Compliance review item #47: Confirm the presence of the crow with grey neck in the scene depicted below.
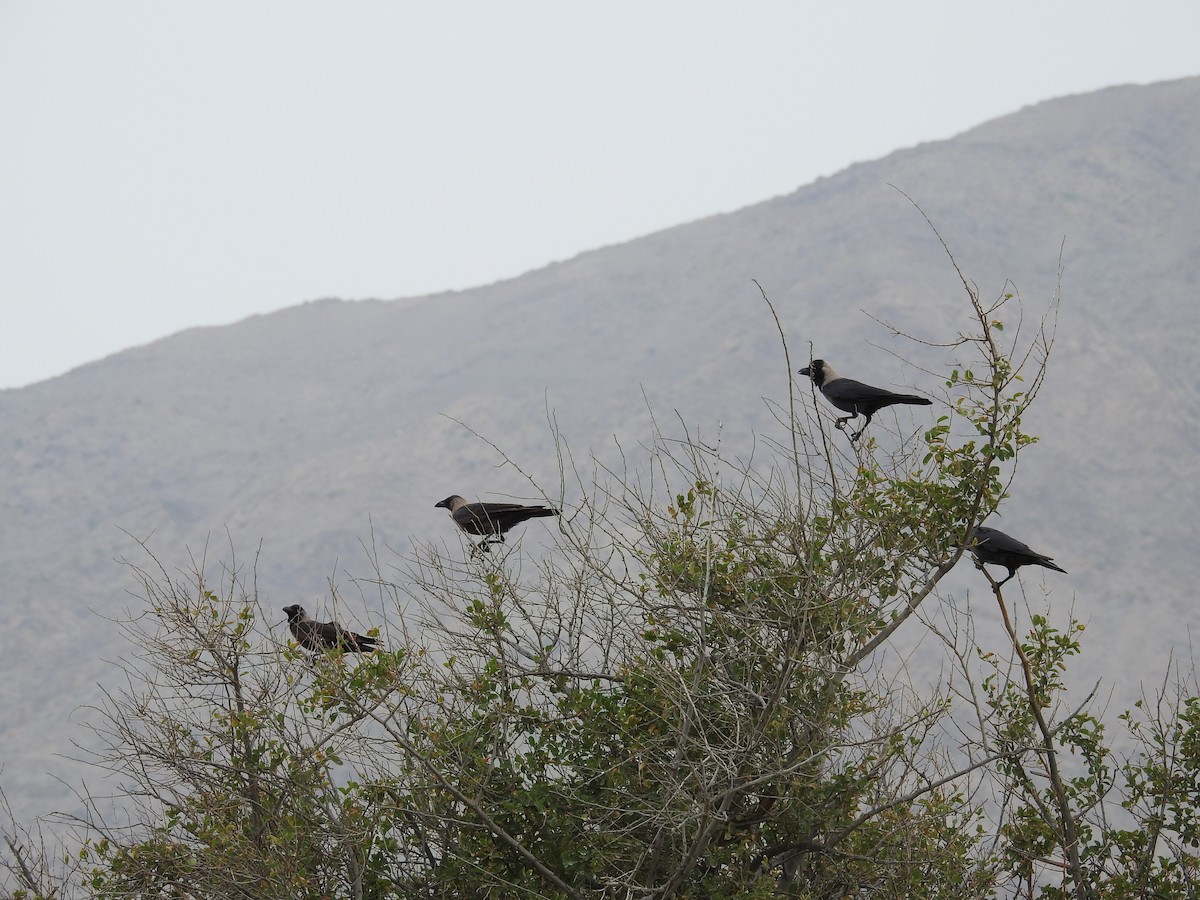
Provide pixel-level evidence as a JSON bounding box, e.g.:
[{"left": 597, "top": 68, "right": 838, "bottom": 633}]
[
  {"left": 970, "top": 526, "right": 1067, "bottom": 587},
  {"left": 435, "top": 494, "right": 560, "bottom": 551},
  {"left": 283, "top": 605, "right": 378, "bottom": 654},
  {"left": 799, "top": 359, "right": 932, "bottom": 441}
]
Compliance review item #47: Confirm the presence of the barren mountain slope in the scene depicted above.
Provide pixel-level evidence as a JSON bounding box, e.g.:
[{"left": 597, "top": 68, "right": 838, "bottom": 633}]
[{"left": 1, "top": 77, "right": 1197, "bottom": 819}]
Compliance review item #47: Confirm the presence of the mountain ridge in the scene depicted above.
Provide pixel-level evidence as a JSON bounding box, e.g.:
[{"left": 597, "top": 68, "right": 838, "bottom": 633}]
[{"left": 2, "top": 76, "right": 1198, "bottom": 820}]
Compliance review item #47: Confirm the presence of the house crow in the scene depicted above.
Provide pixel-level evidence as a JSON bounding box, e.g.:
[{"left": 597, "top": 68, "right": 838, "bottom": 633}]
[
  {"left": 799, "top": 359, "right": 931, "bottom": 441},
  {"left": 283, "top": 604, "right": 378, "bottom": 654},
  {"left": 435, "top": 494, "right": 560, "bottom": 551},
  {"left": 970, "top": 526, "right": 1067, "bottom": 587}
]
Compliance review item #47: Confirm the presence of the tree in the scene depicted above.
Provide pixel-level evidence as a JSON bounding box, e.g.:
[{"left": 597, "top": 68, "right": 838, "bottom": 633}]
[{"left": 4, "top": 236, "right": 1198, "bottom": 898}]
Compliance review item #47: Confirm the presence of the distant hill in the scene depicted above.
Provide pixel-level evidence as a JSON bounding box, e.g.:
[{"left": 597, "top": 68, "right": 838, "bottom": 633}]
[{"left": 2, "top": 76, "right": 1198, "bottom": 822}]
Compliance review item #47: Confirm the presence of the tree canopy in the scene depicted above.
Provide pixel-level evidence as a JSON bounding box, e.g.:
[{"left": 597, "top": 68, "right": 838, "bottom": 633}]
[{"left": 4, "top": 252, "right": 1198, "bottom": 900}]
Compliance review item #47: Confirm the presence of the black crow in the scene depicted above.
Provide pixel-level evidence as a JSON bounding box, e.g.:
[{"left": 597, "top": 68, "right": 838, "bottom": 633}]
[
  {"left": 970, "top": 526, "right": 1067, "bottom": 587},
  {"left": 283, "top": 605, "right": 378, "bottom": 654},
  {"left": 435, "top": 494, "right": 560, "bottom": 551},
  {"left": 798, "top": 359, "right": 932, "bottom": 441}
]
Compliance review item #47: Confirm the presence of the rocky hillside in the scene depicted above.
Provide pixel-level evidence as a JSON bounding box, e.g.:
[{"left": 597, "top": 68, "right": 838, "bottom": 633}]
[{"left": 2, "top": 76, "right": 1197, "bottom": 820}]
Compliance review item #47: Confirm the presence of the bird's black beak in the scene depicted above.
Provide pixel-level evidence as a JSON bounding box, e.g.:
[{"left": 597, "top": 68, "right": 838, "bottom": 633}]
[
  {"left": 798, "top": 366, "right": 811, "bottom": 376},
  {"left": 434, "top": 500, "right": 447, "bottom": 509}
]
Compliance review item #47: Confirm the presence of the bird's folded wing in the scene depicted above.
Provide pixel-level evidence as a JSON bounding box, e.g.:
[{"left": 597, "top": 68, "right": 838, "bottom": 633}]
[
  {"left": 316, "top": 622, "right": 345, "bottom": 645},
  {"left": 477, "top": 502, "right": 537, "bottom": 514},
  {"left": 825, "top": 379, "right": 906, "bottom": 401}
]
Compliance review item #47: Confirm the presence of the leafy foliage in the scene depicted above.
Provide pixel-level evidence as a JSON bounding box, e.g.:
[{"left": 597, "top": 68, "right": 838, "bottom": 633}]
[{"left": 3, "top": 262, "right": 1198, "bottom": 899}]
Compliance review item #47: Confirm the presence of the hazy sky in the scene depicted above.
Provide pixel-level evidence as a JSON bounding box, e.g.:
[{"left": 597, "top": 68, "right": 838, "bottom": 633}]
[{"left": 3, "top": 2, "right": 1198, "bottom": 389}]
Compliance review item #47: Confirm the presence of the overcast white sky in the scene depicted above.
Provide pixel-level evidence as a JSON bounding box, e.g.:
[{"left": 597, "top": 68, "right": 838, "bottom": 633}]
[{"left": 2, "top": 2, "right": 1198, "bottom": 389}]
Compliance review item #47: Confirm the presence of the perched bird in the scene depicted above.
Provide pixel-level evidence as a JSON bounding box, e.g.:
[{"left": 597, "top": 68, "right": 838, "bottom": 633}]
[
  {"left": 970, "top": 526, "right": 1067, "bottom": 587},
  {"left": 798, "top": 359, "right": 932, "bottom": 441},
  {"left": 435, "top": 494, "right": 560, "bottom": 551},
  {"left": 282, "top": 605, "right": 378, "bottom": 654}
]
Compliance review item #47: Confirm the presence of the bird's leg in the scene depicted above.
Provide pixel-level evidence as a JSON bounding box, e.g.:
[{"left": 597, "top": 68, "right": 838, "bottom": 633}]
[
  {"left": 851, "top": 413, "right": 873, "bottom": 442},
  {"left": 834, "top": 417, "right": 851, "bottom": 431},
  {"left": 997, "top": 570, "right": 1016, "bottom": 588}
]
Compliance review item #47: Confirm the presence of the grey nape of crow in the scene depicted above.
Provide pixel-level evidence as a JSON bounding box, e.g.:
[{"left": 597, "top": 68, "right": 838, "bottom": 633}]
[
  {"left": 283, "top": 605, "right": 378, "bottom": 654},
  {"left": 798, "top": 359, "right": 932, "bottom": 441},
  {"left": 435, "top": 494, "right": 560, "bottom": 551},
  {"left": 970, "top": 526, "right": 1068, "bottom": 587}
]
